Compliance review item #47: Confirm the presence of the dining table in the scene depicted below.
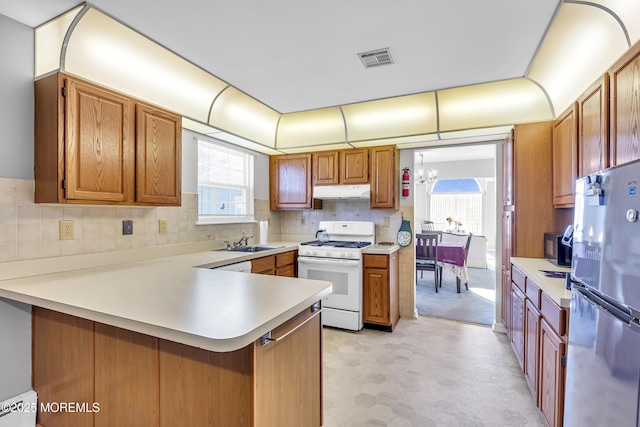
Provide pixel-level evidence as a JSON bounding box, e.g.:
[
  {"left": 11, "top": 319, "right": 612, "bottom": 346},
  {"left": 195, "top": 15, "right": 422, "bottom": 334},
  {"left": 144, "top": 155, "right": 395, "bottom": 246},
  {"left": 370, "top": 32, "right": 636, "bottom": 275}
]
[{"left": 436, "top": 241, "right": 468, "bottom": 293}]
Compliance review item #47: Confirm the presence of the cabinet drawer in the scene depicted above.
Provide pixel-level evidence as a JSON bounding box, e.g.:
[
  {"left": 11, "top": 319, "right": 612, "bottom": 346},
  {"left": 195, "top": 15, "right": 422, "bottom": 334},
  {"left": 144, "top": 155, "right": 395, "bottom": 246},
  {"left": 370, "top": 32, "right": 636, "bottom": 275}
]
[
  {"left": 540, "top": 292, "right": 567, "bottom": 336},
  {"left": 525, "top": 280, "right": 541, "bottom": 309},
  {"left": 512, "top": 265, "right": 526, "bottom": 293},
  {"left": 252, "top": 256, "right": 275, "bottom": 274},
  {"left": 276, "top": 265, "right": 294, "bottom": 277},
  {"left": 275, "top": 251, "right": 295, "bottom": 268},
  {"left": 364, "top": 254, "right": 388, "bottom": 269}
]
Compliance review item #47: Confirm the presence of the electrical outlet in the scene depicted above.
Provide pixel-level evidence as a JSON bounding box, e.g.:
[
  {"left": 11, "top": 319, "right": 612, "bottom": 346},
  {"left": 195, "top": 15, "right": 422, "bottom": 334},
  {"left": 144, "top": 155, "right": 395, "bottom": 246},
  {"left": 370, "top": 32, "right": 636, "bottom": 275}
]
[
  {"left": 301, "top": 217, "right": 305, "bottom": 225},
  {"left": 59, "top": 220, "right": 74, "bottom": 240},
  {"left": 383, "top": 217, "right": 390, "bottom": 227},
  {"left": 123, "top": 220, "right": 133, "bottom": 235},
  {"left": 158, "top": 219, "right": 168, "bottom": 234}
]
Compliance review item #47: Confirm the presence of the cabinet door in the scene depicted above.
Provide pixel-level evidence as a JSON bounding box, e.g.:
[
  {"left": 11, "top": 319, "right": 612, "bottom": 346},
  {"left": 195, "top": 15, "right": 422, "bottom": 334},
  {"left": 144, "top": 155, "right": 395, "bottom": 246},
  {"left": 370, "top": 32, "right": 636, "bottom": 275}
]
[
  {"left": 254, "top": 306, "right": 322, "bottom": 427},
  {"left": 340, "top": 149, "right": 369, "bottom": 184},
  {"left": 94, "top": 324, "right": 159, "bottom": 427},
  {"left": 503, "top": 131, "right": 514, "bottom": 206},
  {"left": 270, "top": 154, "right": 314, "bottom": 210},
  {"left": 363, "top": 267, "right": 390, "bottom": 325},
  {"left": 524, "top": 299, "right": 541, "bottom": 403},
  {"left": 65, "top": 77, "right": 135, "bottom": 202},
  {"left": 511, "top": 282, "right": 526, "bottom": 370},
  {"left": 578, "top": 75, "right": 609, "bottom": 177},
  {"left": 539, "top": 318, "right": 566, "bottom": 427},
  {"left": 501, "top": 209, "right": 514, "bottom": 334},
  {"left": 609, "top": 43, "right": 640, "bottom": 166},
  {"left": 33, "top": 308, "right": 95, "bottom": 427},
  {"left": 370, "top": 146, "right": 398, "bottom": 209},
  {"left": 135, "top": 103, "right": 181, "bottom": 205},
  {"left": 552, "top": 104, "right": 578, "bottom": 207},
  {"left": 313, "top": 151, "right": 339, "bottom": 185}
]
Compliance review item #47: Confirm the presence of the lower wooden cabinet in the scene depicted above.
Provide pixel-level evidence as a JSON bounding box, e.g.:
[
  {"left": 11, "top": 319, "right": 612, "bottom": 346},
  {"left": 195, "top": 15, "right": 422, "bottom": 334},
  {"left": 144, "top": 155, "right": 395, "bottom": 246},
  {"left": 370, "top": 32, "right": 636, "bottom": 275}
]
[
  {"left": 505, "top": 265, "right": 568, "bottom": 427},
  {"left": 363, "top": 252, "right": 399, "bottom": 331},
  {"left": 524, "top": 299, "right": 541, "bottom": 402},
  {"left": 510, "top": 283, "right": 526, "bottom": 370},
  {"left": 252, "top": 250, "right": 297, "bottom": 277},
  {"left": 539, "top": 318, "right": 566, "bottom": 427},
  {"left": 33, "top": 305, "right": 322, "bottom": 427}
]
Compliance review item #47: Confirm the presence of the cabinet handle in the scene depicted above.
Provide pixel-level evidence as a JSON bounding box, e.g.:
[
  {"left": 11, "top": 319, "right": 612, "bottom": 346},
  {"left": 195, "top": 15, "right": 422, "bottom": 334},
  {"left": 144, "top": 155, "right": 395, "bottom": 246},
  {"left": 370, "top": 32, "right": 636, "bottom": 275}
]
[{"left": 260, "top": 306, "right": 322, "bottom": 346}]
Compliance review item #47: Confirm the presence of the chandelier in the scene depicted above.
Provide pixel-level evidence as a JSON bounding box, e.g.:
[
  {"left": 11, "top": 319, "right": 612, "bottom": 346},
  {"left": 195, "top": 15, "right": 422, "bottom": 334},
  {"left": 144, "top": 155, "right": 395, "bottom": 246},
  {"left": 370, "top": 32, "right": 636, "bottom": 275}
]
[{"left": 415, "top": 153, "right": 438, "bottom": 184}]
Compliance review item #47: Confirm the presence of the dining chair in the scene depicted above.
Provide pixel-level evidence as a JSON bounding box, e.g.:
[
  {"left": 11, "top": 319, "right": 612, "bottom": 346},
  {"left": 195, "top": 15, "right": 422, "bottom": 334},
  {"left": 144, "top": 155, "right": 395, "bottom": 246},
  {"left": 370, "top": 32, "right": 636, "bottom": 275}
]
[
  {"left": 420, "top": 220, "right": 435, "bottom": 232},
  {"left": 415, "top": 232, "right": 442, "bottom": 292}
]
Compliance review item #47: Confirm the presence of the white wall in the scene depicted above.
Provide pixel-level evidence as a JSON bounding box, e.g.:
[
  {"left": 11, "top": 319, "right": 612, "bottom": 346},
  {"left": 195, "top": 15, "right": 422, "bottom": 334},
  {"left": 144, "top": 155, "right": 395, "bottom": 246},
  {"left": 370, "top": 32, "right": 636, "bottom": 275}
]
[
  {"left": 0, "top": 13, "right": 33, "bottom": 401},
  {"left": 0, "top": 14, "right": 33, "bottom": 180}
]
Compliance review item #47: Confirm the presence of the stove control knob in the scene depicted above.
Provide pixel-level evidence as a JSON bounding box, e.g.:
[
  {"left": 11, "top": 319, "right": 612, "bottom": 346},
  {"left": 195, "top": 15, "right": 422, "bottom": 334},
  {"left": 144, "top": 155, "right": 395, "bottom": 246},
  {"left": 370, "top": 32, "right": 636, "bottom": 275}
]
[
  {"left": 310, "top": 250, "right": 317, "bottom": 256},
  {"left": 341, "top": 252, "right": 348, "bottom": 258},
  {"left": 324, "top": 251, "right": 331, "bottom": 257}
]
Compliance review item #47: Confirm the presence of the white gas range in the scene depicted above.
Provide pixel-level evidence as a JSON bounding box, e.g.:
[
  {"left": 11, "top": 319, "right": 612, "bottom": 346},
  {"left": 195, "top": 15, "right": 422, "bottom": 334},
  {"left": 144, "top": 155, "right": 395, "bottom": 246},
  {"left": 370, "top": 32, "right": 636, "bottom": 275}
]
[{"left": 297, "top": 221, "right": 375, "bottom": 331}]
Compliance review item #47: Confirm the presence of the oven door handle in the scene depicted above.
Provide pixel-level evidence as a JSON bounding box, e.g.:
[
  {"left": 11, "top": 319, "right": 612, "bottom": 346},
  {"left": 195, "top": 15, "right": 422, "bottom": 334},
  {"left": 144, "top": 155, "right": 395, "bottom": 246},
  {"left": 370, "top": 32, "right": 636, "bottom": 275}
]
[{"left": 298, "top": 257, "right": 360, "bottom": 267}]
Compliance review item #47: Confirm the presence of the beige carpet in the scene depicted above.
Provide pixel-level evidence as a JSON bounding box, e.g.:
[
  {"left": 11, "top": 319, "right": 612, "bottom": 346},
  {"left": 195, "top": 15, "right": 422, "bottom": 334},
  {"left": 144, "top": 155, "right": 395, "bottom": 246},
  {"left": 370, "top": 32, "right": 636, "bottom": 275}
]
[{"left": 323, "top": 317, "right": 542, "bottom": 426}]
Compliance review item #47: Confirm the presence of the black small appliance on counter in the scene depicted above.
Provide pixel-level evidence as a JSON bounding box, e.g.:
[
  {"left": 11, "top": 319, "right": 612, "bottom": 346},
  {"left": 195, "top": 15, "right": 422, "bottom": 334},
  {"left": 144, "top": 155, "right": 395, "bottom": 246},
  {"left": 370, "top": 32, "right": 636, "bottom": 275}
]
[{"left": 544, "top": 226, "right": 573, "bottom": 267}]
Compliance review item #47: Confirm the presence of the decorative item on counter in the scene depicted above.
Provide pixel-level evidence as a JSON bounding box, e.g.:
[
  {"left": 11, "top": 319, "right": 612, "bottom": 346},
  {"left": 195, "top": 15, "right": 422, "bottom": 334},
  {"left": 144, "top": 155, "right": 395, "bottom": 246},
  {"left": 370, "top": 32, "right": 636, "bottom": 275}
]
[
  {"left": 446, "top": 216, "right": 455, "bottom": 228},
  {"left": 397, "top": 216, "right": 412, "bottom": 247}
]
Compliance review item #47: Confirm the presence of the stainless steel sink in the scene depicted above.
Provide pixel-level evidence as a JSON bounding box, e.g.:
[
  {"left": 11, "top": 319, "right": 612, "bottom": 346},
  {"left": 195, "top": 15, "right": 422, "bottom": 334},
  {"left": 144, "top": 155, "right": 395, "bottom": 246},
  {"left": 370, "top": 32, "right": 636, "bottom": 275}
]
[{"left": 217, "top": 245, "right": 284, "bottom": 253}]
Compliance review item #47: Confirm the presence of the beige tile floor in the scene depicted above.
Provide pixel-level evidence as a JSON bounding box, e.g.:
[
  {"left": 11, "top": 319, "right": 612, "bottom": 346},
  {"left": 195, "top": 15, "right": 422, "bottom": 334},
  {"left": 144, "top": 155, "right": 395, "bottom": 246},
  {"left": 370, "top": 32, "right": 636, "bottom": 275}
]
[{"left": 322, "top": 317, "right": 543, "bottom": 427}]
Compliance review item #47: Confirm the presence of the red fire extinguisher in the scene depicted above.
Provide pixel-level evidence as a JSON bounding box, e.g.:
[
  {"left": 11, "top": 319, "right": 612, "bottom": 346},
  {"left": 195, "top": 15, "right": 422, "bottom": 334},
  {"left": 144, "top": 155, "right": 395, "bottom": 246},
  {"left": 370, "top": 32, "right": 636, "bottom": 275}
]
[{"left": 402, "top": 168, "right": 410, "bottom": 197}]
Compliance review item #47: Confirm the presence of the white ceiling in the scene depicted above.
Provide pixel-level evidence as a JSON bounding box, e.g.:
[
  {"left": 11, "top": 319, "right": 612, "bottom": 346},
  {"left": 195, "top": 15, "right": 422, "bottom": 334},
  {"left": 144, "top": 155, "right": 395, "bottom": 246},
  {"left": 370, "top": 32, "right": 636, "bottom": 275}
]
[{"left": 0, "top": 0, "right": 561, "bottom": 114}]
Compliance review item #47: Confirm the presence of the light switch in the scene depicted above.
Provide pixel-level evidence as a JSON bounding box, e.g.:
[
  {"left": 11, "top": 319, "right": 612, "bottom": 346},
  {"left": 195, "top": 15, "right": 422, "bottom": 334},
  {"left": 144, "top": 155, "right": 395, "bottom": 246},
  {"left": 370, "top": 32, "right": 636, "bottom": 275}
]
[{"left": 123, "top": 220, "right": 133, "bottom": 235}]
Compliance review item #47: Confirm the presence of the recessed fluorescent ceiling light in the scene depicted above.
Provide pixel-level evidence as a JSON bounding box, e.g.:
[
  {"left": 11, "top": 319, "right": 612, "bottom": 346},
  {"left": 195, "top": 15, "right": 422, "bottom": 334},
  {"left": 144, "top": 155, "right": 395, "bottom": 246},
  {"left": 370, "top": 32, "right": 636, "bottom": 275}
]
[{"left": 358, "top": 48, "right": 394, "bottom": 68}]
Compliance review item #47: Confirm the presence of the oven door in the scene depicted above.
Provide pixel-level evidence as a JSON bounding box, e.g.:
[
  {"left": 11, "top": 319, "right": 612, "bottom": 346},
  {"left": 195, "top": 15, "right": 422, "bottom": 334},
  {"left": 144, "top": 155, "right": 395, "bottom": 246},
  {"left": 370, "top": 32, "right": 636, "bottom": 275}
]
[{"left": 298, "top": 256, "right": 361, "bottom": 312}]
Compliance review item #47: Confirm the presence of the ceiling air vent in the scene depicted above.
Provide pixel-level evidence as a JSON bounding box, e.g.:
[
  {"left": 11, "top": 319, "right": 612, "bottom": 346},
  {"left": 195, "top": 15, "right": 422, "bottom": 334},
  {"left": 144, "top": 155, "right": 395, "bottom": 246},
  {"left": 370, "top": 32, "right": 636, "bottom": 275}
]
[{"left": 358, "top": 48, "right": 394, "bottom": 68}]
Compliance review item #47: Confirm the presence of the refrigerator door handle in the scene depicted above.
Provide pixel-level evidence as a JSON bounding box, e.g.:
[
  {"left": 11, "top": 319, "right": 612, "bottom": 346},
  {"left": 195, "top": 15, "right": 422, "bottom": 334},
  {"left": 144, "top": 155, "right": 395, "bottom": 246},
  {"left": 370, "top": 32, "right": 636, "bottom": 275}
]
[{"left": 575, "top": 285, "right": 636, "bottom": 325}]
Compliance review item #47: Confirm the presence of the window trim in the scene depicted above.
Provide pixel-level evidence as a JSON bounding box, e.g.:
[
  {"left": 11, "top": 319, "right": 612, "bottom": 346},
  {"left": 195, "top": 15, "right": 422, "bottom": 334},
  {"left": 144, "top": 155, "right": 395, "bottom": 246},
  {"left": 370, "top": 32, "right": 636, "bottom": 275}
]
[{"left": 196, "top": 137, "right": 255, "bottom": 225}]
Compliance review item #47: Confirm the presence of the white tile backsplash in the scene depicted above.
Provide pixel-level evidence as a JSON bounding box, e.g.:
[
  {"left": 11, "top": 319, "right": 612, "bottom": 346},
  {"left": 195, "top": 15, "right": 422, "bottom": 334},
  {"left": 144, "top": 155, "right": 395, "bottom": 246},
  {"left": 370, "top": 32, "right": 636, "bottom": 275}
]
[
  {"left": 0, "top": 178, "right": 269, "bottom": 262},
  {"left": 0, "top": 177, "right": 410, "bottom": 266}
]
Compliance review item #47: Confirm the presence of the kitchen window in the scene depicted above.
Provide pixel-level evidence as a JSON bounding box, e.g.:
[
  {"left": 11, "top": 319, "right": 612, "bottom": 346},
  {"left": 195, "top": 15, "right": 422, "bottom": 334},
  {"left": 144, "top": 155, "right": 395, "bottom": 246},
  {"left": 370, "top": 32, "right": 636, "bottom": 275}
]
[{"left": 197, "top": 139, "right": 254, "bottom": 224}]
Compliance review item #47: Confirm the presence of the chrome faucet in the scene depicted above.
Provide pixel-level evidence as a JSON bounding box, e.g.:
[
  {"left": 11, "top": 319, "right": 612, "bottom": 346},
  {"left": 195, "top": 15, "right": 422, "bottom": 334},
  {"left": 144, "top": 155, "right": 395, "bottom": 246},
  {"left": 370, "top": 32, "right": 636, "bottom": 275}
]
[{"left": 235, "top": 235, "right": 253, "bottom": 247}]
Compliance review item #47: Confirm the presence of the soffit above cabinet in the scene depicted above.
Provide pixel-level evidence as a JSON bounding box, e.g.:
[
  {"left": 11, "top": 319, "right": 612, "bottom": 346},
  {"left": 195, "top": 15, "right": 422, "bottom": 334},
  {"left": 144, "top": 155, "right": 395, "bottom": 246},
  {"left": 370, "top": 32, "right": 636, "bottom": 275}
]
[{"left": 28, "top": 2, "right": 640, "bottom": 154}]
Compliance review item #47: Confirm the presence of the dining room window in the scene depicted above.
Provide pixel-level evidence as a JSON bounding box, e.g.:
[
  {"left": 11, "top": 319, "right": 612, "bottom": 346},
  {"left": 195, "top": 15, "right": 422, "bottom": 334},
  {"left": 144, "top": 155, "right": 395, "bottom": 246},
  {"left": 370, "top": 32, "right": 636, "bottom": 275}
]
[
  {"left": 197, "top": 139, "right": 254, "bottom": 224},
  {"left": 429, "top": 178, "right": 482, "bottom": 234}
]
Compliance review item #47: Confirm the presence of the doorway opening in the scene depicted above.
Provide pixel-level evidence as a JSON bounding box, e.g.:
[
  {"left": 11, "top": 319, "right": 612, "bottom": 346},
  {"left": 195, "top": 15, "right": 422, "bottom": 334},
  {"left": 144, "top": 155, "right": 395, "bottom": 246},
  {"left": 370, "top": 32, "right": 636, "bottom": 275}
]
[{"left": 413, "top": 143, "right": 497, "bottom": 326}]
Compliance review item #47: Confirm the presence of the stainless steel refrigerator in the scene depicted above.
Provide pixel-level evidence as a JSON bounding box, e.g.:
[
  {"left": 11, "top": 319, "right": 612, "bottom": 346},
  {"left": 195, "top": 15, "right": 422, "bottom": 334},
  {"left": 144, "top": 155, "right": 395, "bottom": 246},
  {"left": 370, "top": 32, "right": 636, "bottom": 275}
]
[{"left": 564, "top": 159, "right": 640, "bottom": 426}]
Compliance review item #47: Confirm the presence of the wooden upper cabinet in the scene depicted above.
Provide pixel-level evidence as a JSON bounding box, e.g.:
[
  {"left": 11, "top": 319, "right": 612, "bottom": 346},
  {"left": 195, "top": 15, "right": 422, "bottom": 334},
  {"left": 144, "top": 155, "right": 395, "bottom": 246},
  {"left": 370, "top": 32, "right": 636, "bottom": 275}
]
[
  {"left": 370, "top": 146, "right": 398, "bottom": 210},
  {"left": 340, "top": 149, "right": 369, "bottom": 184},
  {"left": 503, "top": 131, "right": 514, "bottom": 206},
  {"left": 270, "top": 153, "right": 320, "bottom": 210},
  {"left": 578, "top": 76, "right": 609, "bottom": 178},
  {"left": 552, "top": 104, "right": 578, "bottom": 208},
  {"left": 136, "top": 103, "right": 182, "bottom": 205},
  {"left": 34, "top": 73, "right": 181, "bottom": 206},
  {"left": 312, "top": 151, "right": 339, "bottom": 185},
  {"left": 64, "top": 77, "right": 135, "bottom": 203},
  {"left": 313, "top": 149, "right": 369, "bottom": 185},
  {"left": 609, "top": 40, "right": 640, "bottom": 167}
]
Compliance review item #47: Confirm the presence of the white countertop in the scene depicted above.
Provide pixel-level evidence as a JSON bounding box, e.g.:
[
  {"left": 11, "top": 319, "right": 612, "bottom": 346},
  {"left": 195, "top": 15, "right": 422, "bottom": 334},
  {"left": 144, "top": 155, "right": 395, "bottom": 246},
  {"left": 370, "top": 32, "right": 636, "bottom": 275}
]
[
  {"left": 510, "top": 257, "right": 572, "bottom": 307},
  {"left": 362, "top": 243, "right": 400, "bottom": 255},
  {"left": 0, "top": 242, "right": 332, "bottom": 352}
]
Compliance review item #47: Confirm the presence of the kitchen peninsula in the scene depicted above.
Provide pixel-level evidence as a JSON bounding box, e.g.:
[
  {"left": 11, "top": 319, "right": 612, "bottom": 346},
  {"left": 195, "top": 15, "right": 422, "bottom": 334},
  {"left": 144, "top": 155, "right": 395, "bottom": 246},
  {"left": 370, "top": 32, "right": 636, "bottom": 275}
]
[{"left": 0, "top": 244, "right": 331, "bottom": 427}]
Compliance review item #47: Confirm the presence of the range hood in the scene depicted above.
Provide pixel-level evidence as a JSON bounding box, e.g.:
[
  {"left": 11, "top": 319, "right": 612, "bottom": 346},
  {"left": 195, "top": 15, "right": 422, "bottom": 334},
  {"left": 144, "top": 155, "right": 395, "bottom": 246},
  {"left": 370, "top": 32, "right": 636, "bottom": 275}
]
[{"left": 313, "top": 184, "right": 371, "bottom": 200}]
